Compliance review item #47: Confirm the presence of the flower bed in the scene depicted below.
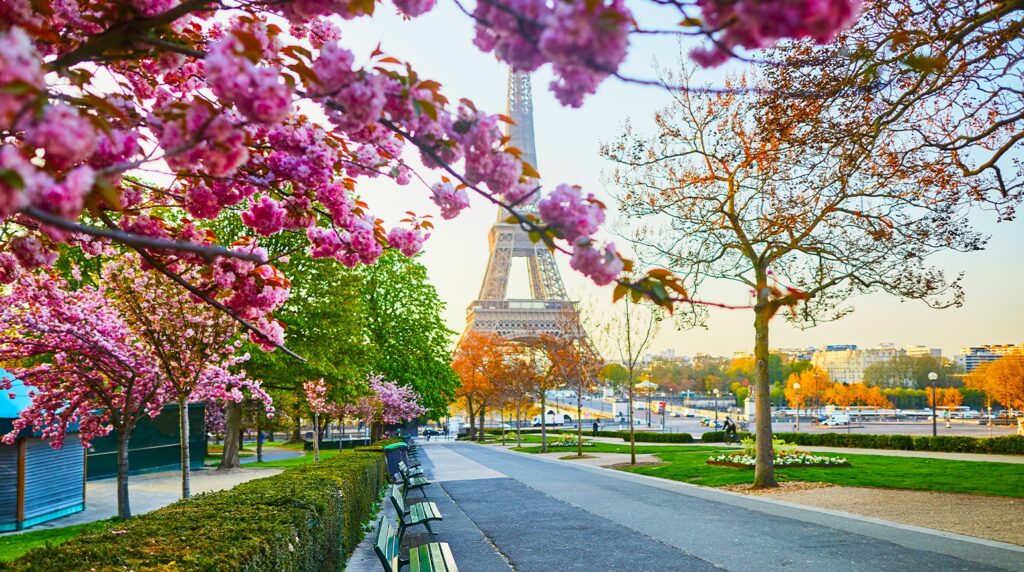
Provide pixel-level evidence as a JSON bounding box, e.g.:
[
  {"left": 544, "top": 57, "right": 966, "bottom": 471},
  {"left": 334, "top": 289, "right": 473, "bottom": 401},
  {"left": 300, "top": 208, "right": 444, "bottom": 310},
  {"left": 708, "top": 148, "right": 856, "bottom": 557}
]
[
  {"left": 707, "top": 451, "right": 849, "bottom": 468},
  {"left": 549, "top": 440, "right": 594, "bottom": 447}
]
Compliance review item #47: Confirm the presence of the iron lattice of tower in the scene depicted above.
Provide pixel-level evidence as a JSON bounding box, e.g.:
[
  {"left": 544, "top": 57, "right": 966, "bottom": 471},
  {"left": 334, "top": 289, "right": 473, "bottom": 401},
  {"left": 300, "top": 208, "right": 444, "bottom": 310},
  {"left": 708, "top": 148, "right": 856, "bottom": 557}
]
[{"left": 463, "top": 70, "right": 587, "bottom": 341}]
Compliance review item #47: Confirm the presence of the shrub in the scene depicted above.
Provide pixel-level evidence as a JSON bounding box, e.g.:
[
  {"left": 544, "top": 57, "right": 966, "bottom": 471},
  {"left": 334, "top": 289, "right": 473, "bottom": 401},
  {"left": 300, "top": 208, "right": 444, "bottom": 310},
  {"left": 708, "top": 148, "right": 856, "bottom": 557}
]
[
  {"left": 1, "top": 452, "right": 387, "bottom": 571},
  {"left": 620, "top": 432, "right": 694, "bottom": 443},
  {"left": 701, "top": 431, "right": 753, "bottom": 443},
  {"left": 353, "top": 437, "right": 404, "bottom": 452},
  {"left": 740, "top": 432, "right": 1024, "bottom": 455}
]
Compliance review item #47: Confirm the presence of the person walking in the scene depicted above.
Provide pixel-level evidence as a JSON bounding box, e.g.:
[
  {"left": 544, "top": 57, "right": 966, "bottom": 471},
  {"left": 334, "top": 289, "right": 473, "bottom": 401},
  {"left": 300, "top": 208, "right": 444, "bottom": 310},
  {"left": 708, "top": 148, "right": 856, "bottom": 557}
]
[{"left": 592, "top": 420, "right": 600, "bottom": 437}]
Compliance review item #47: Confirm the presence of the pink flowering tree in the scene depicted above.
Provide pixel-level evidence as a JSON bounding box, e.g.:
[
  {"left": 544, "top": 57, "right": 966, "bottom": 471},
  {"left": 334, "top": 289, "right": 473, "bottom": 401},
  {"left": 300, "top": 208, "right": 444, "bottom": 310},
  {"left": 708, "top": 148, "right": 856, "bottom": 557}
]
[
  {"left": 348, "top": 374, "right": 427, "bottom": 440},
  {"left": 303, "top": 378, "right": 343, "bottom": 463},
  {"left": 0, "top": 273, "right": 168, "bottom": 519},
  {"left": 0, "top": 0, "right": 863, "bottom": 343},
  {"left": 103, "top": 256, "right": 249, "bottom": 498},
  {"left": 193, "top": 365, "right": 274, "bottom": 469}
]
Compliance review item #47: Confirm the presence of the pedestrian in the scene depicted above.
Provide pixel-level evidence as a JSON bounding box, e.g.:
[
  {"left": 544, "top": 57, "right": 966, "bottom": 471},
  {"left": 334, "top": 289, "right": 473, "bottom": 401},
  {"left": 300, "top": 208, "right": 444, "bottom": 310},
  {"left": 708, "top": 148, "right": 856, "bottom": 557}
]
[{"left": 592, "top": 420, "right": 600, "bottom": 437}]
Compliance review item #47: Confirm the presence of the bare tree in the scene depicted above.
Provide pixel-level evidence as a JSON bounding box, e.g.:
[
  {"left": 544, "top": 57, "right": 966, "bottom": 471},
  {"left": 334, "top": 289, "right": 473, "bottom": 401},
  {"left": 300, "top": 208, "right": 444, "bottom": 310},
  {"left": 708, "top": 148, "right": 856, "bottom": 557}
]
[
  {"left": 603, "top": 67, "right": 984, "bottom": 488},
  {"left": 603, "top": 298, "right": 660, "bottom": 465}
]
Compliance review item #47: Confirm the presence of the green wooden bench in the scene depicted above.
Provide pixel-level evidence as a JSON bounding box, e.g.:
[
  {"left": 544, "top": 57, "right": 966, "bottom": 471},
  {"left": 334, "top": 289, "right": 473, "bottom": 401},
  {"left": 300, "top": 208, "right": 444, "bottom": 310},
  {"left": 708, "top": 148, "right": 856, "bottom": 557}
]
[
  {"left": 396, "top": 465, "right": 431, "bottom": 497},
  {"left": 390, "top": 484, "right": 442, "bottom": 537},
  {"left": 374, "top": 516, "right": 459, "bottom": 572},
  {"left": 399, "top": 460, "right": 424, "bottom": 477}
]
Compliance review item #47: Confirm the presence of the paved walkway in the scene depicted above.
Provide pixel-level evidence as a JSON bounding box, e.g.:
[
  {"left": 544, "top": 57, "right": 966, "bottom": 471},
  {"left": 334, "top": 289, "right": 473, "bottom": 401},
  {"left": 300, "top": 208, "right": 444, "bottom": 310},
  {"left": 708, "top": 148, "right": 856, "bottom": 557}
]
[
  {"left": 346, "top": 441, "right": 1024, "bottom": 571},
  {"left": 14, "top": 466, "right": 282, "bottom": 532}
]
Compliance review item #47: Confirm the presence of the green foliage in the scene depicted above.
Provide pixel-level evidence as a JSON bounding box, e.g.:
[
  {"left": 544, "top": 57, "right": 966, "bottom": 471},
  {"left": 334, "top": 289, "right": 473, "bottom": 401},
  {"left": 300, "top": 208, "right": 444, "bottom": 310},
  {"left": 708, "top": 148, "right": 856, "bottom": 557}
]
[
  {"left": 599, "top": 363, "right": 629, "bottom": 389},
  {"left": 359, "top": 250, "right": 459, "bottom": 419},
  {"left": 1, "top": 452, "right": 387, "bottom": 571},
  {"left": 617, "top": 431, "right": 694, "bottom": 443},
  {"left": 863, "top": 354, "right": 962, "bottom": 389}
]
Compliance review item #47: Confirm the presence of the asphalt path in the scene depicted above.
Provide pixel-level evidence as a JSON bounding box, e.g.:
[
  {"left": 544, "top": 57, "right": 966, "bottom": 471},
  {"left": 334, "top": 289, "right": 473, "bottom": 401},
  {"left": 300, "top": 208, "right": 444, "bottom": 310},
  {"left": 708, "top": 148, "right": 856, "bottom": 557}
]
[{"left": 347, "top": 441, "right": 1024, "bottom": 571}]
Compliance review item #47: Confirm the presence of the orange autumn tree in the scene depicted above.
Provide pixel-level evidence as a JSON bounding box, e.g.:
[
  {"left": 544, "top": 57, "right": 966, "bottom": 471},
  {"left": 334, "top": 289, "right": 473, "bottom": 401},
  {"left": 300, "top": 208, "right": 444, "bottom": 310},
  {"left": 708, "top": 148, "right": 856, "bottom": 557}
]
[
  {"left": 452, "top": 331, "right": 504, "bottom": 441},
  {"left": 784, "top": 369, "right": 832, "bottom": 413},
  {"left": 966, "top": 356, "right": 1024, "bottom": 412},
  {"left": 604, "top": 67, "right": 980, "bottom": 488}
]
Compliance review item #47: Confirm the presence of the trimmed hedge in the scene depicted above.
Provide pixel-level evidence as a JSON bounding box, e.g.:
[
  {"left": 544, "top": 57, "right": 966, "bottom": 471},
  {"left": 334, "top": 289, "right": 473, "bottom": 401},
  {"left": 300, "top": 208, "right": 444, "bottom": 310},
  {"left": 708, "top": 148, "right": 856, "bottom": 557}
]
[
  {"left": 623, "top": 432, "right": 694, "bottom": 443},
  {"left": 1, "top": 451, "right": 387, "bottom": 571},
  {"left": 701, "top": 431, "right": 754, "bottom": 443},
  {"left": 771, "top": 432, "right": 1024, "bottom": 455},
  {"left": 699, "top": 431, "right": 1024, "bottom": 455},
  {"left": 353, "top": 437, "right": 404, "bottom": 452}
]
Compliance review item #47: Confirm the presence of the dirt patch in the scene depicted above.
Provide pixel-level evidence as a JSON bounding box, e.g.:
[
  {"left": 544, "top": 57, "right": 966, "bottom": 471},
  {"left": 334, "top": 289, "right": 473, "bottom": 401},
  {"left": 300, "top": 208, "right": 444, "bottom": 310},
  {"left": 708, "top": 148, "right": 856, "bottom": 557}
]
[
  {"left": 736, "top": 484, "right": 1024, "bottom": 546},
  {"left": 560, "top": 454, "right": 599, "bottom": 460},
  {"left": 720, "top": 481, "right": 836, "bottom": 495},
  {"left": 608, "top": 461, "right": 663, "bottom": 470}
]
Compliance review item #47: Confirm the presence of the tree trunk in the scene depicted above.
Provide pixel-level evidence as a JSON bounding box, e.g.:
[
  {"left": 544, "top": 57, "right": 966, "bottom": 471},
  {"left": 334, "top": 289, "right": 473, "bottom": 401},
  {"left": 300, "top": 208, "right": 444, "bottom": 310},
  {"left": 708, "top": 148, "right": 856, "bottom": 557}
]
[
  {"left": 752, "top": 301, "right": 778, "bottom": 489},
  {"left": 628, "top": 375, "right": 636, "bottom": 465},
  {"left": 290, "top": 416, "right": 302, "bottom": 442},
  {"left": 218, "top": 400, "right": 242, "bottom": 470},
  {"left": 540, "top": 392, "right": 548, "bottom": 453},
  {"left": 466, "top": 396, "right": 476, "bottom": 441},
  {"left": 477, "top": 404, "right": 486, "bottom": 442},
  {"left": 577, "top": 391, "right": 583, "bottom": 457},
  {"left": 516, "top": 403, "right": 524, "bottom": 448},
  {"left": 255, "top": 415, "right": 264, "bottom": 463},
  {"left": 116, "top": 430, "right": 132, "bottom": 519},
  {"left": 178, "top": 397, "right": 191, "bottom": 499},
  {"left": 312, "top": 413, "right": 320, "bottom": 464}
]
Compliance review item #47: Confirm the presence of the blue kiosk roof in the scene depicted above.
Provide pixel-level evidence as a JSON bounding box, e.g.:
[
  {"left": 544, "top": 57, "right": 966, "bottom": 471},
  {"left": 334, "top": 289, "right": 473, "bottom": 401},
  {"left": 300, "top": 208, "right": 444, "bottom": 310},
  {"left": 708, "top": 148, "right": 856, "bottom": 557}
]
[{"left": 0, "top": 369, "right": 32, "bottom": 420}]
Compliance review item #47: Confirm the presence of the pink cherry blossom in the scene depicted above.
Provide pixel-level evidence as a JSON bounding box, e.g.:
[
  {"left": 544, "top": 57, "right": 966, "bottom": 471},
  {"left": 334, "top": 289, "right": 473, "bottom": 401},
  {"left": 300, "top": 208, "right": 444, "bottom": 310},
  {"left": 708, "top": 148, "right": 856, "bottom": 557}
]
[
  {"left": 430, "top": 182, "right": 470, "bottom": 219},
  {"left": 570, "top": 239, "right": 624, "bottom": 286},
  {"left": 23, "top": 104, "right": 96, "bottom": 170},
  {"left": 393, "top": 0, "right": 436, "bottom": 17},
  {"left": 0, "top": 252, "right": 18, "bottom": 284},
  {"left": 205, "top": 26, "right": 292, "bottom": 124},
  {"left": 9, "top": 235, "right": 57, "bottom": 269},
  {"left": 537, "top": 184, "right": 605, "bottom": 242},
  {"left": 387, "top": 227, "right": 425, "bottom": 257},
  {"left": 241, "top": 196, "right": 287, "bottom": 236},
  {"left": 0, "top": 27, "right": 44, "bottom": 130}
]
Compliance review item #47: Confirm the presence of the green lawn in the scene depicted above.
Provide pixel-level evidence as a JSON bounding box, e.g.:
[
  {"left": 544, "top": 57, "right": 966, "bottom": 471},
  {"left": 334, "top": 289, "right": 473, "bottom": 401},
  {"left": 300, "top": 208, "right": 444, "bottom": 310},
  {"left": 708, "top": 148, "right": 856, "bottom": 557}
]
[
  {"left": 246, "top": 449, "right": 342, "bottom": 468},
  {"left": 0, "top": 520, "right": 112, "bottom": 562},
  {"left": 621, "top": 449, "right": 1024, "bottom": 497},
  {"left": 509, "top": 436, "right": 1024, "bottom": 497}
]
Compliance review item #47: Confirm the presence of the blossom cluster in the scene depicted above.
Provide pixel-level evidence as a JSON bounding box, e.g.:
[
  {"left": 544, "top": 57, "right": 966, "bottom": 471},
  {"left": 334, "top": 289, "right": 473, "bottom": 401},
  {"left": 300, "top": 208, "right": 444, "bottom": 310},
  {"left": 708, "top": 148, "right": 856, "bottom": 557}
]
[
  {"left": 539, "top": 185, "right": 623, "bottom": 285},
  {"left": 691, "top": 0, "right": 862, "bottom": 66},
  {"left": 472, "top": 0, "right": 632, "bottom": 107}
]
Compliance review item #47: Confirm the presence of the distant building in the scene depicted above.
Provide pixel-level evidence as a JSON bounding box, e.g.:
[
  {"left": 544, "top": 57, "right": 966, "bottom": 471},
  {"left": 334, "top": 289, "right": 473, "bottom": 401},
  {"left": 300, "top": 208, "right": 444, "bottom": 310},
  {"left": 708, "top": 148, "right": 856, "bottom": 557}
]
[
  {"left": 905, "top": 346, "right": 941, "bottom": 358},
  {"left": 773, "top": 347, "right": 816, "bottom": 362},
  {"left": 955, "top": 344, "right": 1024, "bottom": 372},
  {"left": 811, "top": 344, "right": 905, "bottom": 384}
]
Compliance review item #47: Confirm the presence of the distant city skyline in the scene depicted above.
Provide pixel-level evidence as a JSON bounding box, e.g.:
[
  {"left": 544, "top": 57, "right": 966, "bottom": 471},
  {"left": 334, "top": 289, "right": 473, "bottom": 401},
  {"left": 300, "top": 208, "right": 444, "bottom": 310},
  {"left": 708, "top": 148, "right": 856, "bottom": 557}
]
[{"left": 338, "top": 4, "right": 1024, "bottom": 361}]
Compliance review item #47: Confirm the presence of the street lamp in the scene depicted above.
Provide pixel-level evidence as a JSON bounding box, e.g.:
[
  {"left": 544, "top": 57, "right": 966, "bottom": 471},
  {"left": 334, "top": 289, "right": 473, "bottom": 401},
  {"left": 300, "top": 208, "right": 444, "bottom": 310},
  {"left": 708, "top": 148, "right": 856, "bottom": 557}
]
[
  {"left": 928, "top": 371, "right": 938, "bottom": 437},
  {"left": 793, "top": 382, "right": 801, "bottom": 433},
  {"left": 713, "top": 388, "right": 720, "bottom": 423}
]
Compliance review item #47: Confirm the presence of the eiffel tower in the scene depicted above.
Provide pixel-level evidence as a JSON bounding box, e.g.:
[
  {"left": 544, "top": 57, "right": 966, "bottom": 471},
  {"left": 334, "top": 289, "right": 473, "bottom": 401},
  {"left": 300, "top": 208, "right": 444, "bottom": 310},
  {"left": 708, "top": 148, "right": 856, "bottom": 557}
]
[{"left": 463, "top": 71, "right": 584, "bottom": 341}]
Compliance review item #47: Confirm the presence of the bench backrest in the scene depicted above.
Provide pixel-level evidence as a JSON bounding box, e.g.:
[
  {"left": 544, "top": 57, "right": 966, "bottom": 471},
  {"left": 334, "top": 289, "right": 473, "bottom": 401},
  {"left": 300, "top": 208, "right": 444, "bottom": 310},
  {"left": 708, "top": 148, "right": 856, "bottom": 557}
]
[
  {"left": 373, "top": 516, "right": 400, "bottom": 572},
  {"left": 389, "top": 484, "right": 405, "bottom": 514}
]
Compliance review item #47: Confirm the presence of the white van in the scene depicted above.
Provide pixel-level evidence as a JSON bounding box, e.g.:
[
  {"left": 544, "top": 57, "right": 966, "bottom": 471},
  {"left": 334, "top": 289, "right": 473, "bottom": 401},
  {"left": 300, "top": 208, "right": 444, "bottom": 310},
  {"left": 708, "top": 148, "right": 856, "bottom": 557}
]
[
  {"left": 822, "top": 415, "right": 850, "bottom": 426},
  {"left": 531, "top": 411, "right": 573, "bottom": 426}
]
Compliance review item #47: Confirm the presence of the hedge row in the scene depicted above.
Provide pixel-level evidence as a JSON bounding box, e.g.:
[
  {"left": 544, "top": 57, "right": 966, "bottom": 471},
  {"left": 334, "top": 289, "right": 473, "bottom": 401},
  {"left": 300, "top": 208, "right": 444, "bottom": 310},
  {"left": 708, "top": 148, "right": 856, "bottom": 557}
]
[
  {"left": 3, "top": 451, "right": 388, "bottom": 571},
  {"left": 481, "top": 427, "right": 695, "bottom": 443},
  {"left": 771, "top": 432, "right": 1024, "bottom": 455},
  {"left": 699, "top": 430, "right": 1024, "bottom": 455}
]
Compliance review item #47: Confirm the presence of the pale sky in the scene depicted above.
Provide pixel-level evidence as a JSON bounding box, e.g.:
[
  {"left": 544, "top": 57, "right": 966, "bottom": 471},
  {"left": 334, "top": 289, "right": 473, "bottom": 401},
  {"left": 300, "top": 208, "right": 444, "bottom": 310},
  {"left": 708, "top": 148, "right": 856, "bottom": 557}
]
[{"left": 338, "top": 3, "right": 1024, "bottom": 358}]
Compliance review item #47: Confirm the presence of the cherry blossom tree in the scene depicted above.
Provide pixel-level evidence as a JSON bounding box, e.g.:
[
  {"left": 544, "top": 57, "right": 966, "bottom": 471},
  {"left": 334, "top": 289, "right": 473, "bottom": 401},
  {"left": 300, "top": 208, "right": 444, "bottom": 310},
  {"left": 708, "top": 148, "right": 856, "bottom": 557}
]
[
  {"left": 0, "top": 0, "right": 864, "bottom": 348},
  {"left": 303, "top": 378, "right": 340, "bottom": 463},
  {"left": 0, "top": 273, "right": 168, "bottom": 519},
  {"left": 104, "top": 256, "right": 249, "bottom": 498},
  {"left": 347, "top": 374, "right": 426, "bottom": 440}
]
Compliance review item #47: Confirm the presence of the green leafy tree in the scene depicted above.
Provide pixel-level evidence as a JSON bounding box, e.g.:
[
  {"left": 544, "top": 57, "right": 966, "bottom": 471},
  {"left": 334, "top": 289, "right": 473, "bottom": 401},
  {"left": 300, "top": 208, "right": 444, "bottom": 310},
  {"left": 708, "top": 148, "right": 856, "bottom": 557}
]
[{"left": 359, "top": 250, "right": 459, "bottom": 419}]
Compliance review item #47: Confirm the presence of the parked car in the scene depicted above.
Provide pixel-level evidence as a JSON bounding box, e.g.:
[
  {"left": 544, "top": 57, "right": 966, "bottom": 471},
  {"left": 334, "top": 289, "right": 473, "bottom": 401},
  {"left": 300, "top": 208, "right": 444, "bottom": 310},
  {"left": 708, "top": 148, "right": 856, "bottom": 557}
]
[
  {"left": 671, "top": 411, "right": 681, "bottom": 418},
  {"left": 822, "top": 415, "right": 850, "bottom": 426}
]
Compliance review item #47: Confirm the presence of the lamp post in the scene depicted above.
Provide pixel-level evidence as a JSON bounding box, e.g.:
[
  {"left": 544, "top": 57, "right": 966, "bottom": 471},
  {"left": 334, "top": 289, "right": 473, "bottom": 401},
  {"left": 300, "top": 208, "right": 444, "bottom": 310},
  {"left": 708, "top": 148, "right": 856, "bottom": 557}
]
[
  {"left": 988, "top": 405, "right": 993, "bottom": 437},
  {"left": 713, "top": 389, "right": 720, "bottom": 423},
  {"left": 928, "top": 371, "right": 938, "bottom": 437},
  {"left": 793, "top": 382, "right": 801, "bottom": 433}
]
